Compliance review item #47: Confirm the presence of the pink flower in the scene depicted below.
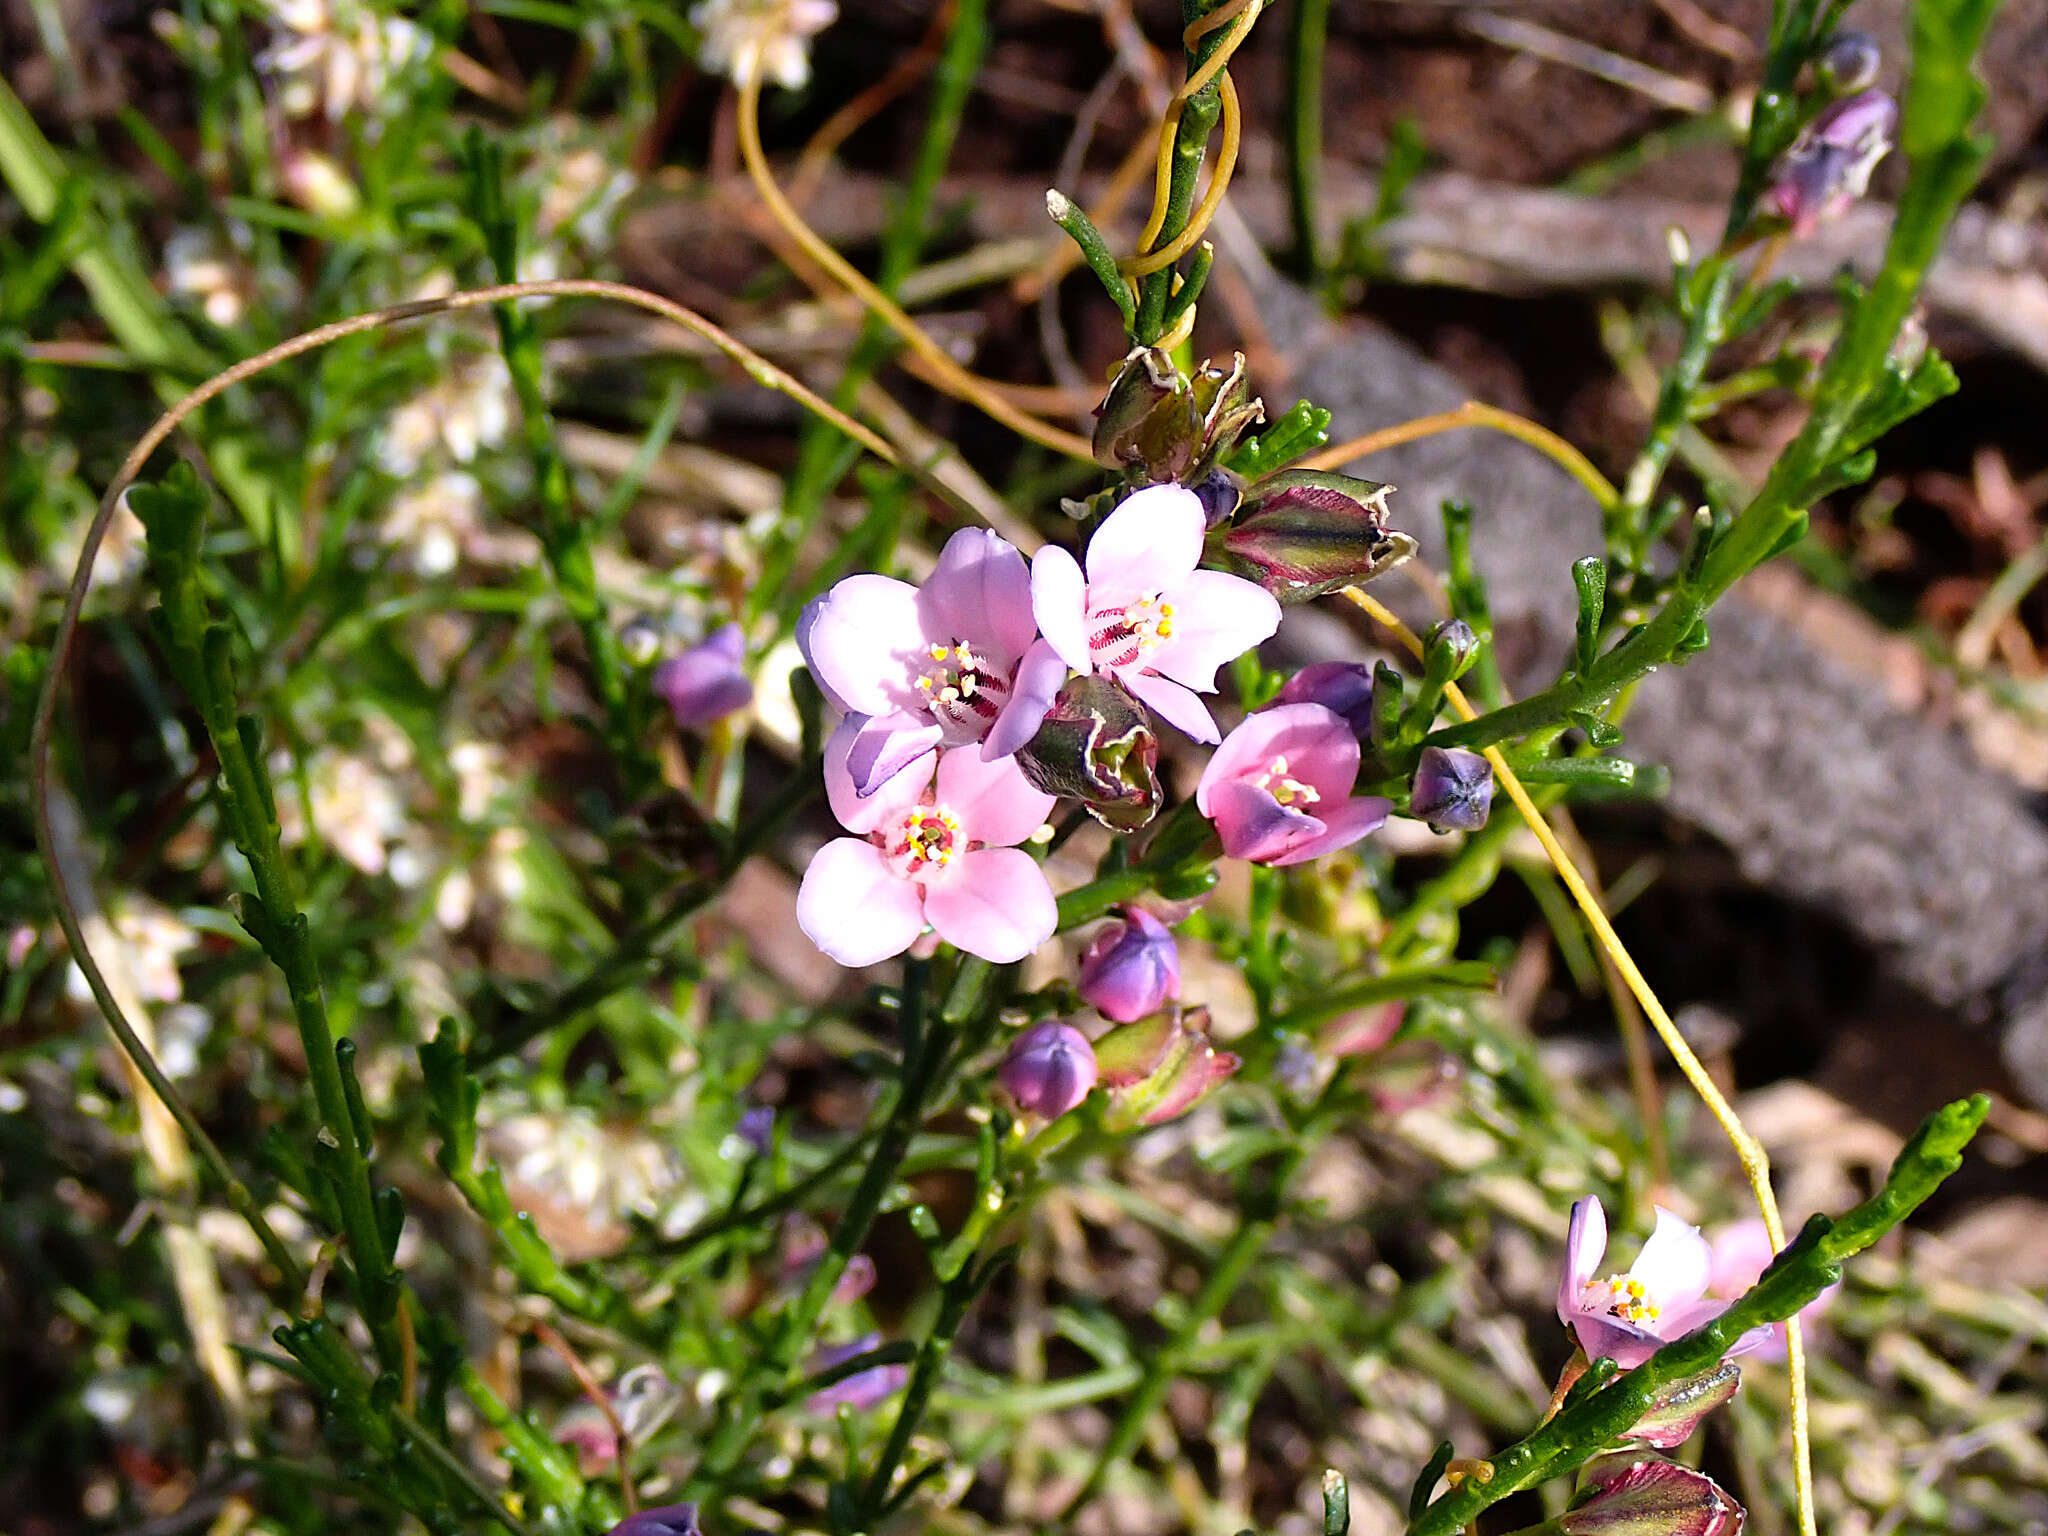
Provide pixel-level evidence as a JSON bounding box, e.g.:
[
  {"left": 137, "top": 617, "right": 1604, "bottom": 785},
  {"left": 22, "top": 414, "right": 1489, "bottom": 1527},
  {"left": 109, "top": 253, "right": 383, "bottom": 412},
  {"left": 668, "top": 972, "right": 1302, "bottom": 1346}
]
[
  {"left": 796, "top": 721, "right": 1057, "bottom": 967},
  {"left": 1030, "top": 484, "right": 1281, "bottom": 744},
  {"left": 800, "top": 528, "right": 1066, "bottom": 797},
  {"left": 1195, "top": 703, "right": 1390, "bottom": 865},
  {"left": 1557, "top": 1197, "right": 1777, "bottom": 1369}
]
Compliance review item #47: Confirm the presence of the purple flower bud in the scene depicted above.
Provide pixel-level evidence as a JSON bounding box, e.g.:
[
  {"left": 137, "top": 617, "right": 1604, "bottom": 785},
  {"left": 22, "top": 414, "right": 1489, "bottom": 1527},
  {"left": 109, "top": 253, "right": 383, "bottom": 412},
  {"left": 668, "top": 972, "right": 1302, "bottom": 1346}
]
[
  {"left": 607, "top": 1504, "right": 703, "bottom": 1536},
  {"left": 654, "top": 623, "right": 752, "bottom": 729},
  {"left": 806, "top": 1335, "right": 909, "bottom": 1413},
  {"left": 998, "top": 1020, "right": 1099, "bottom": 1119},
  {"left": 1760, "top": 88, "right": 1896, "bottom": 236},
  {"left": 1277, "top": 662, "right": 1377, "bottom": 738},
  {"left": 1077, "top": 907, "right": 1181, "bottom": 1023},
  {"left": 1410, "top": 745, "right": 1494, "bottom": 833},
  {"left": 1816, "top": 29, "right": 1880, "bottom": 94},
  {"left": 1558, "top": 1455, "right": 1745, "bottom": 1536},
  {"left": 1213, "top": 470, "right": 1415, "bottom": 604},
  {"left": 736, "top": 1105, "right": 774, "bottom": 1154}
]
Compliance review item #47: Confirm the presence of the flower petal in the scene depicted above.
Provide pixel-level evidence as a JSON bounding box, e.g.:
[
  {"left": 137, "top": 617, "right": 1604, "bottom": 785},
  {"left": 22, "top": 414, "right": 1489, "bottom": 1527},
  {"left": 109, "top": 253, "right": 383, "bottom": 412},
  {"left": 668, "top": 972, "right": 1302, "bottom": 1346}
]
[
  {"left": 825, "top": 715, "right": 936, "bottom": 833},
  {"left": 795, "top": 597, "right": 852, "bottom": 716},
  {"left": 1083, "top": 484, "right": 1205, "bottom": 591},
  {"left": 796, "top": 839, "right": 928, "bottom": 967},
  {"left": 922, "top": 847, "right": 1056, "bottom": 963},
  {"left": 1205, "top": 780, "right": 1324, "bottom": 864},
  {"left": 1263, "top": 794, "right": 1390, "bottom": 866},
  {"left": 1629, "top": 1208, "right": 1713, "bottom": 1311},
  {"left": 1195, "top": 703, "right": 1356, "bottom": 814},
  {"left": 920, "top": 527, "right": 1036, "bottom": 668},
  {"left": 1147, "top": 569, "right": 1282, "bottom": 691},
  {"left": 1031, "top": 544, "right": 1093, "bottom": 674},
  {"left": 1560, "top": 1196, "right": 1610, "bottom": 1323},
  {"left": 937, "top": 746, "right": 1056, "bottom": 848},
  {"left": 1122, "top": 668, "right": 1220, "bottom": 743},
  {"left": 984, "top": 638, "right": 1066, "bottom": 760},
  {"left": 1571, "top": 1313, "right": 1666, "bottom": 1370},
  {"left": 804, "top": 574, "right": 930, "bottom": 716}
]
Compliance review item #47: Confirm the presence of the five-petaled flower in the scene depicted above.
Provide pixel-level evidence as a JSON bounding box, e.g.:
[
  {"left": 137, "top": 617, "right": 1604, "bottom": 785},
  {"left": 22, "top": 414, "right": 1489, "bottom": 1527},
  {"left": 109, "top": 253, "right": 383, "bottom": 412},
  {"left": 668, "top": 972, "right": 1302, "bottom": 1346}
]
[
  {"left": 1557, "top": 1197, "right": 1778, "bottom": 1369},
  {"left": 801, "top": 528, "right": 1065, "bottom": 799},
  {"left": 797, "top": 719, "right": 1056, "bottom": 967},
  {"left": 1196, "top": 703, "right": 1391, "bottom": 865},
  {"left": 1031, "top": 485, "right": 1280, "bottom": 744}
]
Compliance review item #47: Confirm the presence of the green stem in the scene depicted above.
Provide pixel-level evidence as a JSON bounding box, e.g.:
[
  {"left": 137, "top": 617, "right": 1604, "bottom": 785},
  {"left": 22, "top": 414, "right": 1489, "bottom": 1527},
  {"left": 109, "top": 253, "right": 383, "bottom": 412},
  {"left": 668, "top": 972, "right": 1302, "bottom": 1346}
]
[
  {"left": 1613, "top": 261, "right": 1736, "bottom": 564},
  {"left": 1133, "top": 0, "right": 1246, "bottom": 341},
  {"left": 1266, "top": 960, "right": 1499, "bottom": 1034},
  {"left": 857, "top": 1253, "right": 994, "bottom": 1520},
  {"left": 689, "top": 959, "right": 952, "bottom": 1492},
  {"left": 473, "top": 761, "right": 817, "bottom": 1062},
  {"left": 1285, "top": 0, "right": 1330, "bottom": 280},
  {"left": 1062, "top": 1144, "right": 1304, "bottom": 1517}
]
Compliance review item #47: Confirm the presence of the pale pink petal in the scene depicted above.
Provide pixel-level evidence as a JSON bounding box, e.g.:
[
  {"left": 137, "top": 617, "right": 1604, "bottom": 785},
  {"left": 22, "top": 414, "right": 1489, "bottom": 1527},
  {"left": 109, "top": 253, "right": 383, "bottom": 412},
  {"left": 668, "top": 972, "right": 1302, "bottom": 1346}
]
[
  {"left": 936, "top": 747, "right": 1055, "bottom": 848},
  {"left": 1030, "top": 545, "right": 1091, "bottom": 674},
  {"left": 1571, "top": 1313, "right": 1665, "bottom": 1370},
  {"left": 1264, "top": 794, "right": 1390, "bottom": 866},
  {"left": 841, "top": 716, "right": 942, "bottom": 801},
  {"left": 1122, "top": 668, "right": 1219, "bottom": 743},
  {"left": 796, "top": 839, "right": 928, "bottom": 966},
  {"left": 805, "top": 574, "right": 931, "bottom": 716},
  {"left": 1147, "top": 570, "right": 1282, "bottom": 691},
  {"left": 922, "top": 847, "right": 1056, "bottom": 963},
  {"left": 1206, "top": 780, "right": 1323, "bottom": 864},
  {"left": 1707, "top": 1220, "right": 1776, "bottom": 1298},
  {"left": 1083, "top": 484, "right": 1205, "bottom": 592},
  {"left": 795, "top": 597, "right": 851, "bottom": 716},
  {"left": 825, "top": 715, "right": 935, "bottom": 833},
  {"left": 1630, "top": 1208, "right": 1713, "bottom": 1311},
  {"left": 1195, "top": 704, "right": 1355, "bottom": 813},
  {"left": 920, "top": 528, "right": 1036, "bottom": 669},
  {"left": 1560, "top": 1196, "right": 1609, "bottom": 1323},
  {"left": 984, "top": 638, "right": 1066, "bottom": 760}
]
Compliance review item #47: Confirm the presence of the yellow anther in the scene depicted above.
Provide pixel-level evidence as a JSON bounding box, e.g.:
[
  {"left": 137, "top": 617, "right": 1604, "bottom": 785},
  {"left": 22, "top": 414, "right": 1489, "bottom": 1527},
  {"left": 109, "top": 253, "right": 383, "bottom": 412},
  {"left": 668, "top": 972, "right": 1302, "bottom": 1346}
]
[{"left": 929, "top": 644, "right": 950, "bottom": 661}]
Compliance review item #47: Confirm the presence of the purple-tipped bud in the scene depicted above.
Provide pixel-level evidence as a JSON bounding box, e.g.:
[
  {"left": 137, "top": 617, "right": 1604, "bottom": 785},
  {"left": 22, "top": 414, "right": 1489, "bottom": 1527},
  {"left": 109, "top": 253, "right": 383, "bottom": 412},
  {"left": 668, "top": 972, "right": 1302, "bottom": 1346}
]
[
  {"left": 1192, "top": 467, "right": 1245, "bottom": 529},
  {"left": 1097, "top": 1006, "right": 1239, "bottom": 1129},
  {"left": 654, "top": 623, "right": 753, "bottom": 728},
  {"left": 1213, "top": 470, "right": 1415, "bottom": 604},
  {"left": 998, "top": 1021, "right": 1099, "bottom": 1119},
  {"left": 805, "top": 1335, "right": 909, "bottom": 1413},
  {"left": 1816, "top": 29, "right": 1880, "bottom": 94},
  {"left": 1014, "top": 675, "right": 1162, "bottom": 831},
  {"left": 1410, "top": 745, "right": 1494, "bottom": 833},
  {"left": 1276, "top": 662, "right": 1376, "bottom": 738},
  {"left": 1077, "top": 908, "right": 1181, "bottom": 1023},
  {"left": 1559, "top": 1455, "right": 1745, "bottom": 1536},
  {"left": 607, "top": 1504, "right": 703, "bottom": 1536},
  {"left": 1426, "top": 618, "right": 1480, "bottom": 677},
  {"left": 736, "top": 1104, "right": 775, "bottom": 1154},
  {"left": 1760, "top": 88, "right": 1897, "bottom": 237}
]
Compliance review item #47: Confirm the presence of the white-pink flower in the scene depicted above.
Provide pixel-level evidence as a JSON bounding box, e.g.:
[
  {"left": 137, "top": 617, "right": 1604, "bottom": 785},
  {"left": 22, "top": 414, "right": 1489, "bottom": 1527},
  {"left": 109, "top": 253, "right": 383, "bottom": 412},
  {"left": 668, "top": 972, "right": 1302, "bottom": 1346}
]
[
  {"left": 1557, "top": 1197, "right": 1778, "bottom": 1369},
  {"left": 800, "top": 529, "right": 1065, "bottom": 798},
  {"left": 1030, "top": 485, "right": 1281, "bottom": 744},
  {"left": 1195, "top": 703, "right": 1389, "bottom": 865},
  {"left": 796, "top": 720, "right": 1058, "bottom": 967}
]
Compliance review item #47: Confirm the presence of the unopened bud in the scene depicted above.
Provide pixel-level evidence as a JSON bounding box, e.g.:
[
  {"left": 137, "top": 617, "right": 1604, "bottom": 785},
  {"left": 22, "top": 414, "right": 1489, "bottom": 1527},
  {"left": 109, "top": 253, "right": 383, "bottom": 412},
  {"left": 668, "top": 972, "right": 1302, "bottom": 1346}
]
[
  {"left": 1426, "top": 618, "right": 1480, "bottom": 678},
  {"left": 606, "top": 1505, "right": 703, "bottom": 1536},
  {"left": 1277, "top": 662, "right": 1377, "bottom": 739},
  {"left": 1558, "top": 1455, "right": 1745, "bottom": 1536},
  {"left": 998, "top": 1020, "right": 1098, "bottom": 1120},
  {"left": 654, "top": 623, "right": 753, "bottom": 729},
  {"left": 1097, "top": 1006, "right": 1239, "bottom": 1129},
  {"left": 1077, "top": 907, "right": 1181, "bottom": 1023},
  {"left": 1410, "top": 745, "right": 1494, "bottom": 833},
  {"left": 1093, "top": 347, "right": 1196, "bottom": 477},
  {"left": 1760, "top": 88, "right": 1896, "bottom": 236},
  {"left": 1815, "top": 29, "right": 1880, "bottom": 94},
  {"left": 1624, "top": 1363, "right": 1743, "bottom": 1449},
  {"left": 1213, "top": 470, "right": 1414, "bottom": 603},
  {"left": 281, "top": 149, "right": 361, "bottom": 219}
]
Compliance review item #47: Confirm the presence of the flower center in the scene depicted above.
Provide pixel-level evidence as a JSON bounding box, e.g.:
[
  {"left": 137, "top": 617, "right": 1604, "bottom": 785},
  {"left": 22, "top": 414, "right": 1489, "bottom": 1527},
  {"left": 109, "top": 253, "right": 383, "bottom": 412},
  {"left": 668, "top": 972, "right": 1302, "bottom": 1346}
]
[
  {"left": 1087, "top": 593, "right": 1176, "bottom": 671},
  {"left": 885, "top": 804, "right": 963, "bottom": 878},
  {"left": 914, "top": 640, "right": 1010, "bottom": 744},
  {"left": 1253, "top": 754, "right": 1320, "bottom": 807},
  {"left": 1587, "top": 1274, "right": 1662, "bottom": 1325}
]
